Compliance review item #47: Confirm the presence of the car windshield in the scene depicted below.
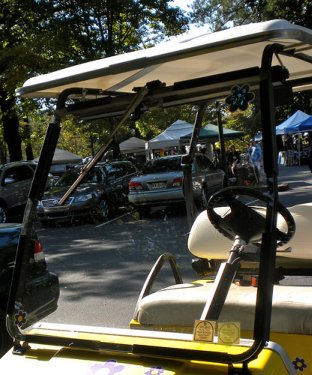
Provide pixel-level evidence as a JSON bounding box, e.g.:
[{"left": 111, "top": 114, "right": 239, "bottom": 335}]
[
  {"left": 142, "top": 156, "right": 182, "bottom": 174},
  {"left": 54, "top": 167, "right": 100, "bottom": 187}
]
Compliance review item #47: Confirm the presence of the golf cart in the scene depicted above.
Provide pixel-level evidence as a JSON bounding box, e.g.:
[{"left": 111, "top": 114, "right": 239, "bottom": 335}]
[{"left": 2, "top": 19, "right": 312, "bottom": 374}]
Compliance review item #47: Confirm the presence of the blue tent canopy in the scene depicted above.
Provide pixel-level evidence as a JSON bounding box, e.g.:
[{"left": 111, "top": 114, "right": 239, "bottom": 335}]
[
  {"left": 275, "top": 110, "right": 311, "bottom": 135},
  {"left": 286, "top": 115, "right": 312, "bottom": 133}
]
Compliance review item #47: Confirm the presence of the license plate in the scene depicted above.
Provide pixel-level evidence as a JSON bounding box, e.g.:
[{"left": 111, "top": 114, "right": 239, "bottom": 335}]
[{"left": 150, "top": 182, "right": 166, "bottom": 189}]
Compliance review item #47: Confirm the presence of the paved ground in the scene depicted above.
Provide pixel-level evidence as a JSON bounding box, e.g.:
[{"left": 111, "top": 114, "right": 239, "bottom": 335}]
[{"left": 278, "top": 164, "right": 312, "bottom": 206}]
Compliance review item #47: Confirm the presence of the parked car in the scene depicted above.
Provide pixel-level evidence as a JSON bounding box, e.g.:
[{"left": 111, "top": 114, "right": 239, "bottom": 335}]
[
  {"left": 128, "top": 154, "right": 225, "bottom": 213},
  {"left": 0, "top": 161, "right": 38, "bottom": 223},
  {"left": 0, "top": 223, "right": 59, "bottom": 357},
  {"left": 0, "top": 161, "right": 55, "bottom": 223},
  {"left": 37, "top": 160, "right": 138, "bottom": 225}
]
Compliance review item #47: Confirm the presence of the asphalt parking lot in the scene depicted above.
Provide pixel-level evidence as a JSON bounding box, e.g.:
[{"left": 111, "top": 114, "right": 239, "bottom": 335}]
[{"left": 278, "top": 164, "right": 312, "bottom": 206}]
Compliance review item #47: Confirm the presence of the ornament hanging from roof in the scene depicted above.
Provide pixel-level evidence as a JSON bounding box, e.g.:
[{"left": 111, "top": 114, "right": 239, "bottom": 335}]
[{"left": 225, "top": 85, "right": 255, "bottom": 112}]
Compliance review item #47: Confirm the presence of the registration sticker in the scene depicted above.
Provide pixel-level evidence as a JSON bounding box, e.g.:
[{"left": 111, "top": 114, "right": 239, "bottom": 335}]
[
  {"left": 193, "top": 320, "right": 216, "bottom": 342},
  {"left": 218, "top": 322, "right": 240, "bottom": 344}
]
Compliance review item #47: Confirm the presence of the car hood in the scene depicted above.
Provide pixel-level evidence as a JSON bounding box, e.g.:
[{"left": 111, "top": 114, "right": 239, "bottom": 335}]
[{"left": 42, "top": 183, "right": 101, "bottom": 199}]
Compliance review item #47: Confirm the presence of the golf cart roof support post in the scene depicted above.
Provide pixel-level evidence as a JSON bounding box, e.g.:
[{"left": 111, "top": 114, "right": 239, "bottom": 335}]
[
  {"left": 5, "top": 88, "right": 73, "bottom": 343},
  {"left": 59, "top": 85, "right": 149, "bottom": 205},
  {"left": 182, "top": 102, "right": 208, "bottom": 229},
  {"left": 253, "top": 44, "right": 284, "bottom": 345}
]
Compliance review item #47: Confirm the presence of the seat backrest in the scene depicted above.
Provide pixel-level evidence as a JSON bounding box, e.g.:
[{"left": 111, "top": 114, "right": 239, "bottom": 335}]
[
  {"left": 188, "top": 203, "right": 312, "bottom": 260},
  {"left": 279, "top": 203, "right": 312, "bottom": 259},
  {"left": 188, "top": 208, "right": 233, "bottom": 259}
]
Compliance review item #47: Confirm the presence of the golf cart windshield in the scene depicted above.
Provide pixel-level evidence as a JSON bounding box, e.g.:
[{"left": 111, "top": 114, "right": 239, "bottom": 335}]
[{"left": 6, "top": 19, "right": 312, "bottom": 371}]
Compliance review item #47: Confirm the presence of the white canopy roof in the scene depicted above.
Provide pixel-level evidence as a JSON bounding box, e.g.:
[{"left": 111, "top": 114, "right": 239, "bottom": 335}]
[
  {"left": 33, "top": 148, "right": 81, "bottom": 164},
  {"left": 17, "top": 19, "right": 312, "bottom": 99},
  {"left": 119, "top": 137, "right": 146, "bottom": 155},
  {"left": 146, "top": 120, "right": 193, "bottom": 150}
]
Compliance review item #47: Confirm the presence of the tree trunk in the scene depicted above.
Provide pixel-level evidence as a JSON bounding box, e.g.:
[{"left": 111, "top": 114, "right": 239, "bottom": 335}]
[{"left": 0, "top": 87, "right": 22, "bottom": 162}]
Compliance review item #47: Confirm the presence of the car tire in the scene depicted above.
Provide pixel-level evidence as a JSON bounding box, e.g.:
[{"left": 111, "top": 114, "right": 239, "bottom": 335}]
[
  {"left": 0, "top": 205, "right": 7, "bottom": 224},
  {"left": 0, "top": 308, "right": 13, "bottom": 358},
  {"left": 96, "top": 198, "right": 110, "bottom": 221}
]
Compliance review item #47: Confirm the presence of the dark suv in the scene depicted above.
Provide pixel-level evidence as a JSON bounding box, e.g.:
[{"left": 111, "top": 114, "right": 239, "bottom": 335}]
[
  {"left": 37, "top": 160, "right": 139, "bottom": 225},
  {"left": 0, "top": 161, "right": 38, "bottom": 223}
]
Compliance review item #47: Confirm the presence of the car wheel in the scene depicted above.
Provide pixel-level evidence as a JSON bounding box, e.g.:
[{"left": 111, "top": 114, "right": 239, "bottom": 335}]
[
  {"left": 0, "top": 308, "right": 13, "bottom": 358},
  {"left": 0, "top": 206, "right": 7, "bottom": 223},
  {"left": 96, "top": 199, "right": 110, "bottom": 221}
]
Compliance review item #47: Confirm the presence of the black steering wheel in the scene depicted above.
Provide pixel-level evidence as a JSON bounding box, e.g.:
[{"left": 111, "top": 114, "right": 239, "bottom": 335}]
[{"left": 207, "top": 186, "right": 295, "bottom": 246}]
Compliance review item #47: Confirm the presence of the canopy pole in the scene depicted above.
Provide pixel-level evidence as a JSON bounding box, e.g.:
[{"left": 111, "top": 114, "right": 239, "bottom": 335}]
[
  {"left": 182, "top": 102, "right": 208, "bottom": 230},
  {"left": 216, "top": 101, "right": 228, "bottom": 187}
]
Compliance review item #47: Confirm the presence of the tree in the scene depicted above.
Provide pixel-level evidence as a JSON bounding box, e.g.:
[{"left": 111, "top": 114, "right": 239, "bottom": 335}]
[
  {"left": 189, "top": 0, "right": 264, "bottom": 31},
  {"left": 0, "top": 1, "right": 37, "bottom": 162},
  {"left": 189, "top": 0, "right": 312, "bottom": 31},
  {"left": 0, "top": 0, "right": 189, "bottom": 162}
]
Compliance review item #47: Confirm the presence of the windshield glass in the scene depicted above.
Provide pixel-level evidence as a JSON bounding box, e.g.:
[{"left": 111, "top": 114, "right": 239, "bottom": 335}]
[
  {"left": 11, "top": 85, "right": 300, "bottom": 358},
  {"left": 7, "top": 20, "right": 312, "bottom": 369},
  {"left": 142, "top": 156, "right": 182, "bottom": 173},
  {"left": 54, "top": 167, "right": 100, "bottom": 187}
]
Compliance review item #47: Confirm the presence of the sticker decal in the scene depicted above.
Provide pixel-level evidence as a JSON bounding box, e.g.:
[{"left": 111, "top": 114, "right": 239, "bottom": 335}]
[
  {"left": 87, "top": 360, "right": 166, "bottom": 375},
  {"left": 144, "top": 366, "right": 165, "bottom": 375},
  {"left": 218, "top": 322, "right": 240, "bottom": 345},
  {"left": 193, "top": 320, "right": 216, "bottom": 342},
  {"left": 292, "top": 357, "right": 307, "bottom": 372},
  {"left": 88, "top": 360, "right": 125, "bottom": 374},
  {"left": 14, "top": 309, "right": 27, "bottom": 328}
]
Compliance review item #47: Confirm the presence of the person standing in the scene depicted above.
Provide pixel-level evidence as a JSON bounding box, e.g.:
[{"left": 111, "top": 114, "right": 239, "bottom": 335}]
[
  {"left": 227, "top": 145, "right": 240, "bottom": 177},
  {"left": 293, "top": 134, "right": 302, "bottom": 165},
  {"left": 248, "top": 140, "right": 262, "bottom": 182},
  {"left": 284, "top": 134, "right": 294, "bottom": 166}
]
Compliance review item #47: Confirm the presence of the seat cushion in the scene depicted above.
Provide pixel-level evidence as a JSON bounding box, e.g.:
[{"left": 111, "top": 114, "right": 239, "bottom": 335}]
[{"left": 137, "top": 281, "right": 312, "bottom": 334}]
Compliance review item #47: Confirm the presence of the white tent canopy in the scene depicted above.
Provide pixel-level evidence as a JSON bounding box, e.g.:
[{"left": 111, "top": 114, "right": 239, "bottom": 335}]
[
  {"left": 34, "top": 148, "right": 81, "bottom": 164},
  {"left": 119, "top": 137, "right": 146, "bottom": 155},
  {"left": 146, "top": 120, "right": 193, "bottom": 152}
]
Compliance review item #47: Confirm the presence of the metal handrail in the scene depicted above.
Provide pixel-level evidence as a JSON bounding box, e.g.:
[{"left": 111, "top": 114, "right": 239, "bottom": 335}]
[{"left": 132, "top": 252, "right": 183, "bottom": 320}]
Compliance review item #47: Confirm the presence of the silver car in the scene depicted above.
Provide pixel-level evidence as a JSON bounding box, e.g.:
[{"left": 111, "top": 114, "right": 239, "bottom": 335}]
[{"left": 128, "top": 154, "right": 224, "bottom": 213}]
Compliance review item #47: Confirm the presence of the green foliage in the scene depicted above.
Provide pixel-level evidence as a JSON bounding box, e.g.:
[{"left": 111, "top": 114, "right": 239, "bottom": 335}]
[
  {"left": 0, "top": 0, "right": 189, "bottom": 160},
  {"left": 189, "top": 0, "right": 312, "bottom": 31},
  {"left": 1, "top": 0, "right": 311, "bottom": 160}
]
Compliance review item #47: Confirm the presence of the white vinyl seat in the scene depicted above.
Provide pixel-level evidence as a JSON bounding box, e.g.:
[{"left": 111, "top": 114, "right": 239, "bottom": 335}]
[
  {"left": 135, "top": 203, "right": 312, "bottom": 334},
  {"left": 136, "top": 282, "right": 312, "bottom": 334}
]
